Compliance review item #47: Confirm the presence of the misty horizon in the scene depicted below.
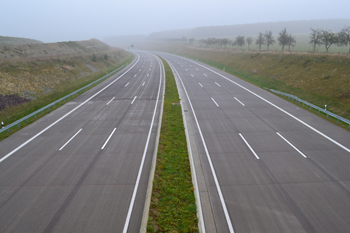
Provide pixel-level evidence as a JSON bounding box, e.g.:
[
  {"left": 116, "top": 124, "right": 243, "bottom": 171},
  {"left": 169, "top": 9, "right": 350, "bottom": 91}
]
[{"left": 1, "top": 0, "right": 350, "bottom": 43}]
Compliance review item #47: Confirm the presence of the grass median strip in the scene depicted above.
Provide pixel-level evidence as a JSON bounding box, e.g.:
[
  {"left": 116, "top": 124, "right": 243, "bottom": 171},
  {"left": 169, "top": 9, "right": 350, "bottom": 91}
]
[{"left": 147, "top": 57, "right": 198, "bottom": 232}]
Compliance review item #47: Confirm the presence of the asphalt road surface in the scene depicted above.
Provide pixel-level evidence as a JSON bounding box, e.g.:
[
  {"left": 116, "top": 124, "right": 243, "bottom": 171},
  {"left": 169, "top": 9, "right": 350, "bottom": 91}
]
[
  {"left": 0, "top": 51, "right": 164, "bottom": 233},
  {"left": 157, "top": 52, "right": 350, "bottom": 233}
]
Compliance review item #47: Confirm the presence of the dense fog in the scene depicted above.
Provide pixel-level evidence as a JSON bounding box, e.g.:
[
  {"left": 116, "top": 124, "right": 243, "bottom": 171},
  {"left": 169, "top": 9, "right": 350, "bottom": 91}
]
[{"left": 0, "top": 0, "right": 349, "bottom": 43}]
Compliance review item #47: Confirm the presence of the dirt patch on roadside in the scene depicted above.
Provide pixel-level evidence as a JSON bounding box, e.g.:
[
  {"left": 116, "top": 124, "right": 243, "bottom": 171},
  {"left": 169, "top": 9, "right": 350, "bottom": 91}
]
[{"left": 0, "top": 94, "right": 30, "bottom": 111}]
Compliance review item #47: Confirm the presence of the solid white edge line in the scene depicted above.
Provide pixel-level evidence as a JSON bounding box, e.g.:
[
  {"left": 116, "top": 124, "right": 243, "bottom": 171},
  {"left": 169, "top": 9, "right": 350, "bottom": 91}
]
[
  {"left": 199, "top": 83, "right": 203, "bottom": 87},
  {"left": 122, "top": 54, "right": 163, "bottom": 233},
  {"left": 167, "top": 60, "right": 206, "bottom": 233},
  {"left": 215, "top": 82, "right": 221, "bottom": 87},
  {"left": 101, "top": 128, "right": 116, "bottom": 150},
  {"left": 170, "top": 62, "right": 235, "bottom": 233},
  {"left": 131, "top": 96, "right": 137, "bottom": 104},
  {"left": 0, "top": 55, "right": 140, "bottom": 164},
  {"left": 178, "top": 56, "right": 350, "bottom": 154},
  {"left": 59, "top": 128, "right": 82, "bottom": 151},
  {"left": 239, "top": 133, "right": 260, "bottom": 159},
  {"left": 277, "top": 132, "right": 308, "bottom": 158},
  {"left": 234, "top": 97, "right": 245, "bottom": 106},
  {"left": 106, "top": 97, "right": 115, "bottom": 105},
  {"left": 211, "top": 98, "right": 219, "bottom": 107},
  {"left": 125, "top": 82, "right": 129, "bottom": 87}
]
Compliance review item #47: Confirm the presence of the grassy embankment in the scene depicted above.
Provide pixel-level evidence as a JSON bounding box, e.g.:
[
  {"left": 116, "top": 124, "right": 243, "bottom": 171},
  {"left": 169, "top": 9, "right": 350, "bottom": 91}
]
[
  {"left": 140, "top": 42, "right": 350, "bottom": 129},
  {"left": 0, "top": 52, "right": 134, "bottom": 140},
  {"left": 147, "top": 57, "right": 198, "bottom": 232}
]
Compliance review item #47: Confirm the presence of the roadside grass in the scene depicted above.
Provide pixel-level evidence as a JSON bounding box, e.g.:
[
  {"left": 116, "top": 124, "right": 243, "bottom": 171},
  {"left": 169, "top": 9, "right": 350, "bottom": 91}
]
[
  {"left": 147, "top": 57, "right": 198, "bottom": 232},
  {"left": 0, "top": 54, "right": 134, "bottom": 141}
]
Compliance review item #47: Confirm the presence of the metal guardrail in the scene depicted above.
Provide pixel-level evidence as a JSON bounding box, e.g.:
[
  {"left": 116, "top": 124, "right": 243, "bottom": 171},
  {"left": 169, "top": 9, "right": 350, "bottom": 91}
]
[
  {"left": 267, "top": 88, "right": 350, "bottom": 129},
  {"left": 0, "top": 65, "right": 126, "bottom": 134}
]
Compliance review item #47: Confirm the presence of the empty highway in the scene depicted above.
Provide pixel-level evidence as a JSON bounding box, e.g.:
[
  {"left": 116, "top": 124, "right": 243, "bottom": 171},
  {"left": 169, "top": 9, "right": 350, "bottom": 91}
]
[
  {"left": 157, "top": 52, "right": 350, "bottom": 233},
  {"left": 0, "top": 51, "right": 164, "bottom": 232}
]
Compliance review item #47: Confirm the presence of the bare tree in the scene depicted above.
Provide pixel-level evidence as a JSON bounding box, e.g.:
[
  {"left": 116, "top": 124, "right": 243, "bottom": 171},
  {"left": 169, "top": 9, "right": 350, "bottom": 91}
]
[
  {"left": 206, "top": 38, "right": 217, "bottom": 47},
  {"left": 256, "top": 32, "right": 265, "bottom": 51},
  {"left": 231, "top": 40, "right": 238, "bottom": 48},
  {"left": 320, "top": 30, "right": 339, "bottom": 53},
  {"left": 220, "top": 38, "right": 230, "bottom": 48},
  {"left": 235, "top": 36, "right": 245, "bottom": 49},
  {"left": 278, "top": 28, "right": 289, "bottom": 51},
  {"left": 309, "top": 28, "right": 322, "bottom": 52},
  {"left": 287, "top": 35, "right": 296, "bottom": 51},
  {"left": 338, "top": 27, "right": 350, "bottom": 53},
  {"left": 246, "top": 37, "right": 253, "bottom": 50},
  {"left": 264, "top": 31, "right": 275, "bottom": 50}
]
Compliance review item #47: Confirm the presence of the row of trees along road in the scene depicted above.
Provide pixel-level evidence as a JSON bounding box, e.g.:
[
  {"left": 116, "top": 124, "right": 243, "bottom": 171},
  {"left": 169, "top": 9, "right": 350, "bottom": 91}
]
[
  {"left": 310, "top": 27, "right": 350, "bottom": 52},
  {"left": 195, "top": 27, "right": 350, "bottom": 53}
]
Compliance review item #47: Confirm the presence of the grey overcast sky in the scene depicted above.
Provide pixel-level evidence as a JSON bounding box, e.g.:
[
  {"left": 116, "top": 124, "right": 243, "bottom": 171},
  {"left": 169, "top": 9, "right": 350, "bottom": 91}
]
[{"left": 1, "top": 0, "right": 349, "bottom": 42}]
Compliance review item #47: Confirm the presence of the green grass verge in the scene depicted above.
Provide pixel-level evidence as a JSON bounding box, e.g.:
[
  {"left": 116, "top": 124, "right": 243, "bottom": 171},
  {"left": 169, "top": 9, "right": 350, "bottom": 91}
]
[
  {"left": 147, "top": 57, "right": 198, "bottom": 232},
  {"left": 0, "top": 53, "right": 134, "bottom": 141}
]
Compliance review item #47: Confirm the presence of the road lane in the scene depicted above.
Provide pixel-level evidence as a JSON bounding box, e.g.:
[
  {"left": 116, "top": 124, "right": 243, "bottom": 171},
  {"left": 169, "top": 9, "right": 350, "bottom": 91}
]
[
  {"left": 159, "top": 52, "right": 350, "bottom": 233},
  {"left": 0, "top": 51, "right": 164, "bottom": 233}
]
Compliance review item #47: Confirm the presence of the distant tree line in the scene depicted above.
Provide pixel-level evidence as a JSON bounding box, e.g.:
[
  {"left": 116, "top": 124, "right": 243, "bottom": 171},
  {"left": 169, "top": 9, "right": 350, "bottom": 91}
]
[
  {"left": 197, "top": 28, "right": 296, "bottom": 51},
  {"left": 309, "top": 27, "right": 350, "bottom": 53},
  {"left": 194, "top": 26, "right": 350, "bottom": 53}
]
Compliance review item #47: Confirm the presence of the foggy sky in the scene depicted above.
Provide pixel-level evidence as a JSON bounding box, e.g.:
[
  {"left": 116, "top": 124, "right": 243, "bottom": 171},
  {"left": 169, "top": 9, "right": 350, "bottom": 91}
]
[{"left": 1, "top": 0, "right": 349, "bottom": 43}]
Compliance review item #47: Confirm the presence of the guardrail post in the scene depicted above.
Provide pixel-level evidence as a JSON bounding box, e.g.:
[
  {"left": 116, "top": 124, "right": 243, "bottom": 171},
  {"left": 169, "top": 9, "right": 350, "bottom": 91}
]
[
  {"left": 17, "top": 123, "right": 19, "bottom": 128},
  {"left": 7, "top": 128, "right": 9, "bottom": 133}
]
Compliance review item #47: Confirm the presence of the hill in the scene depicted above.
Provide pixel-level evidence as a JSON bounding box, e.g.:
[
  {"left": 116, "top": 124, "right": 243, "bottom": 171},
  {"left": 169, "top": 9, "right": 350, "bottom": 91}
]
[
  {"left": 0, "top": 35, "right": 43, "bottom": 46},
  {"left": 0, "top": 38, "right": 132, "bottom": 131},
  {"left": 0, "top": 38, "right": 118, "bottom": 61},
  {"left": 0, "top": 39, "right": 130, "bottom": 98},
  {"left": 149, "top": 19, "right": 350, "bottom": 39}
]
